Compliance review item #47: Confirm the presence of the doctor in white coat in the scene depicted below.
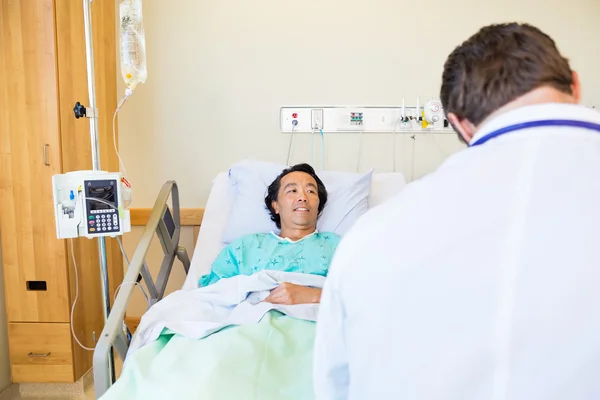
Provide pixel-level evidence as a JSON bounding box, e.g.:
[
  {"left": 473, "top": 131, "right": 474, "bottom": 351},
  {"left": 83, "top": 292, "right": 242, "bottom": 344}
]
[{"left": 314, "top": 22, "right": 600, "bottom": 400}]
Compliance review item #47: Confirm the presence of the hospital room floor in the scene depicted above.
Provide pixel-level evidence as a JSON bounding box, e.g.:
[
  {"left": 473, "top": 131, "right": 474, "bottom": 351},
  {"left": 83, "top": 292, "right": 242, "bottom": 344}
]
[
  {"left": 0, "top": 359, "right": 122, "bottom": 399},
  {"left": 0, "top": 382, "right": 95, "bottom": 399},
  {"left": 1, "top": 386, "right": 94, "bottom": 399}
]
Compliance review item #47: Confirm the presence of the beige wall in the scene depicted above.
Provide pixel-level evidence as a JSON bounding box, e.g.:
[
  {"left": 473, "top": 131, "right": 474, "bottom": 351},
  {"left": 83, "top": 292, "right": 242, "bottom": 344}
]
[
  {"left": 117, "top": 0, "right": 600, "bottom": 315},
  {"left": 116, "top": 0, "right": 600, "bottom": 208},
  {"left": 0, "top": 241, "right": 12, "bottom": 391}
]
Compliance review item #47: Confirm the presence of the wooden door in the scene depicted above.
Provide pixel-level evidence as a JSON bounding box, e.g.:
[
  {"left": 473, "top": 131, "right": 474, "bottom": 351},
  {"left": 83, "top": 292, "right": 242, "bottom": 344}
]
[{"left": 0, "top": 0, "right": 70, "bottom": 322}]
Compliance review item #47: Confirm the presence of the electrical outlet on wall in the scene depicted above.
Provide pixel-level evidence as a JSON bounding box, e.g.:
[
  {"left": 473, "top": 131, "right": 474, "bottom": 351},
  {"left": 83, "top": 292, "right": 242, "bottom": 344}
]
[
  {"left": 311, "top": 109, "right": 324, "bottom": 130},
  {"left": 280, "top": 108, "right": 311, "bottom": 131}
]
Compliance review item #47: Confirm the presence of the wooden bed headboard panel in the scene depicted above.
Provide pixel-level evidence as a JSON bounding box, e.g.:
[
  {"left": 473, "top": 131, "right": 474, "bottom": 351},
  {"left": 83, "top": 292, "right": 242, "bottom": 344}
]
[{"left": 130, "top": 208, "right": 205, "bottom": 246}]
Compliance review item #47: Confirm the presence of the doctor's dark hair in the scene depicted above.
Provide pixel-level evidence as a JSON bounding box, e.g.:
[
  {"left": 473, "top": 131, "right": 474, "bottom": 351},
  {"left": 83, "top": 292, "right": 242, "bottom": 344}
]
[
  {"left": 440, "top": 23, "right": 574, "bottom": 129},
  {"left": 264, "top": 163, "right": 328, "bottom": 229}
]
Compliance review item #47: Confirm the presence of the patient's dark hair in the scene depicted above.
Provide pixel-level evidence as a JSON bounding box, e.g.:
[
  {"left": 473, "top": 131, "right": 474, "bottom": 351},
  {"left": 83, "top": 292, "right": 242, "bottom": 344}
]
[{"left": 264, "top": 163, "right": 327, "bottom": 229}]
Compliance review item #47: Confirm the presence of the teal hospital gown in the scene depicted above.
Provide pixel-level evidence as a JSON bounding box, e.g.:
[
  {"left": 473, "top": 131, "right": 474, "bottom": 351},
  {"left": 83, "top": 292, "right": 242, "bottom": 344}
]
[{"left": 199, "top": 231, "right": 341, "bottom": 287}]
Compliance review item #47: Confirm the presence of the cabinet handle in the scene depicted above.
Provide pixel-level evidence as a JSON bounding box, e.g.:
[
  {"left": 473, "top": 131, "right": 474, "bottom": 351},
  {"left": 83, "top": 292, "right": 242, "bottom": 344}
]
[
  {"left": 28, "top": 352, "right": 51, "bottom": 358},
  {"left": 43, "top": 144, "right": 50, "bottom": 166}
]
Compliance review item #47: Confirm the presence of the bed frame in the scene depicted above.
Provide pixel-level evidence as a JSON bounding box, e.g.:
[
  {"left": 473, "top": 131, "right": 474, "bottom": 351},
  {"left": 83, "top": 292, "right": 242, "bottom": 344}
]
[{"left": 92, "top": 181, "right": 204, "bottom": 398}]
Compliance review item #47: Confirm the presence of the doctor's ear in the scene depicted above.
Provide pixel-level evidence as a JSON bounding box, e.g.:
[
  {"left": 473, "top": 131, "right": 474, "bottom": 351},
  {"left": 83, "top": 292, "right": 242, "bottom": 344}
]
[
  {"left": 571, "top": 70, "right": 582, "bottom": 104},
  {"left": 271, "top": 201, "right": 279, "bottom": 214},
  {"left": 447, "top": 113, "right": 477, "bottom": 144}
]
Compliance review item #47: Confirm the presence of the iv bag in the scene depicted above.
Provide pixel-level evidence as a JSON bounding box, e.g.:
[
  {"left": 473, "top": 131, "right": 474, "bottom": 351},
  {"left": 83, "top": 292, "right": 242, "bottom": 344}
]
[{"left": 120, "top": 0, "right": 147, "bottom": 90}]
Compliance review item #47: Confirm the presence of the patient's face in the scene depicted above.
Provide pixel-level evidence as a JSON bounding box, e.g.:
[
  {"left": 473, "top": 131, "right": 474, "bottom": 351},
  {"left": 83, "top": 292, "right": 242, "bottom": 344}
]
[{"left": 272, "top": 171, "right": 320, "bottom": 231}]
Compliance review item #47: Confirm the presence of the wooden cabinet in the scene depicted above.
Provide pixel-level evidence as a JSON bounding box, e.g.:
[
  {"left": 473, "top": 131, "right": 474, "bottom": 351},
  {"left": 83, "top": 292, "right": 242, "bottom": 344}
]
[
  {"left": 8, "top": 323, "right": 74, "bottom": 383},
  {"left": 0, "top": 0, "right": 124, "bottom": 383}
]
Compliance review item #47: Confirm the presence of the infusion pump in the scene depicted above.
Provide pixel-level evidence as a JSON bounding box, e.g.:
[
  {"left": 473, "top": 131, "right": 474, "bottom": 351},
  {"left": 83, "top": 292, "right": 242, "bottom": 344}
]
[{"left": 52, "top": 170, "right": 131, "bottom": 239}]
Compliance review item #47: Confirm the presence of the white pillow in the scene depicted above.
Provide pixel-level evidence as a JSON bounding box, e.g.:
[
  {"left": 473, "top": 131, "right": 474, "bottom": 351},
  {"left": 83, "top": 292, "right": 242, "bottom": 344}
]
[{"left": 221, "top": 159, "right": 374, "bottom": 244}]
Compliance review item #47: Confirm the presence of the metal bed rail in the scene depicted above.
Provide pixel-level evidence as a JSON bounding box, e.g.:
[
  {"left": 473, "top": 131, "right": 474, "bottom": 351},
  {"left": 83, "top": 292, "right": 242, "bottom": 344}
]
[{"left": 93, "top": 181, "right": 191, "bottom": 398}]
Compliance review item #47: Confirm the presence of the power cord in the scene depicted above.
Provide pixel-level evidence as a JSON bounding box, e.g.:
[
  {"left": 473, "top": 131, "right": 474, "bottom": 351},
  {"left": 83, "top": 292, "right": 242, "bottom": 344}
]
[
  {"left": 69, "top": 235, "right": 150, "bottom": 352},
  {"left": 356, "top": 127, "right": 364, "bottom": 172},
  {"left": 286, "top": 122, "right": 324, "bottom": 170},
  {"left": 286, "top": 122, "right": 297, "bottom": 166},
  {"left": 410, "top": 124, "right": 416, "bottom": 181},
  {"left": 115, "top": 236, "right": 150, "bottom": 306},
  {"left": 319, "top": 129, "right": 325, "bottom": 170},
  {"left": 69, "top": 239, "right": 95, "bottom": 351},
  {"left": 311, "top": 127, "right": 316, "bottom": 167},
  {"left": 392, "top": 116, "right": 401, "bottom": 172}
]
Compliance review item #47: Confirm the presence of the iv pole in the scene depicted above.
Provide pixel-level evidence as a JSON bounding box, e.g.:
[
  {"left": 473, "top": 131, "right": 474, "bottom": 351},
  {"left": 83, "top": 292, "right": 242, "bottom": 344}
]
[{"left": 80, "top": 0, "right": 116, "bottom": 384}]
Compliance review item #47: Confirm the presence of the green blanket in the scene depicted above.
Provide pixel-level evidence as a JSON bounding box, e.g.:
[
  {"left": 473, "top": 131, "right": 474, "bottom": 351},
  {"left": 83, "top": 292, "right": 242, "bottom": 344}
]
[{"left": 100, "top": 311, "right": 316, "bottom": 400}]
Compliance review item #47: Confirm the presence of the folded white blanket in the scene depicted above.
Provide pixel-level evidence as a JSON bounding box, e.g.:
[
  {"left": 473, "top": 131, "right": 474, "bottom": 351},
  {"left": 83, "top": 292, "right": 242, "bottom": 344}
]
[{"left": 127, "top": 271, "right": 325, "bottom": 358}]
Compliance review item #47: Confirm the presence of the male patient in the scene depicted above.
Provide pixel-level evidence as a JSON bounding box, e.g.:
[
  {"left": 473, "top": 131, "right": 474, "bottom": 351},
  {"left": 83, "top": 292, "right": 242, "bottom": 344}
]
[
  {"left": 314, "top": 23, "right": 600, "bottom": 399},
  {"left": 200, "top": 163, "right": 341, "bottom": 305}
]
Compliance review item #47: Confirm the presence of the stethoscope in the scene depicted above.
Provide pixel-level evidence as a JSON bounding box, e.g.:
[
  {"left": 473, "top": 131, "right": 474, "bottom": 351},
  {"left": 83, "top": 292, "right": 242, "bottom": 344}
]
[{"left": 469, "top": 119, "right": 600, "bottom": 147}]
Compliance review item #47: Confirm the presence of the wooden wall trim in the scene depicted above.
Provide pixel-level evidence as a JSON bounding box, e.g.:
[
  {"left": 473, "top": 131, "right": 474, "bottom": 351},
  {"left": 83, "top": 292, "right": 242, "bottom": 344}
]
[
  {"left": 125, "top": 317, "right": 141, "bottom": 334},
  {"left": 130, "top": 208, "right": 205, "bottom": 226}
]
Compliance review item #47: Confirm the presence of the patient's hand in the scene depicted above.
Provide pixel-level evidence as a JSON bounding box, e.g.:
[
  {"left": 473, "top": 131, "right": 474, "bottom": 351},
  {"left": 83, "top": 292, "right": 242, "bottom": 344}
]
[{"left": 263, "top": 282, "right": 322, "bottom": 305}]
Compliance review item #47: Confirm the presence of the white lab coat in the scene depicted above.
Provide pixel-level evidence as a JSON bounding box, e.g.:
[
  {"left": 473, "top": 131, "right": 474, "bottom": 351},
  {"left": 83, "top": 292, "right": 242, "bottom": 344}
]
[{"left": 314, "top": 103, "right": 600, "bottom": 400}]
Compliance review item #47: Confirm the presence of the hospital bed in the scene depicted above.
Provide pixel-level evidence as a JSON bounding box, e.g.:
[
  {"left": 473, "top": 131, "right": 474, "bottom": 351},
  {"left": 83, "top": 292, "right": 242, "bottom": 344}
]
[{"left": 92, "top": 162, "right": 406, "bottom": 398}]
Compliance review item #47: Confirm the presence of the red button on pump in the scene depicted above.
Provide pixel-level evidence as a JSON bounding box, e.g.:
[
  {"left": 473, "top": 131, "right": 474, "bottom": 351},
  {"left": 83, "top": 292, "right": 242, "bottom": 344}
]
[{"left": 292, "top": 113, "right": 298, "bottom": 118}]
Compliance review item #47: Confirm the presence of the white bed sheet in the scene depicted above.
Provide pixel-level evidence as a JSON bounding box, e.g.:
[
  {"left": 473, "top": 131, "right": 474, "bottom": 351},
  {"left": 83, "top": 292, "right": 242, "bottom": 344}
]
[{"left": 182, "top": 171, "right": 406, "bottom": 290}]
